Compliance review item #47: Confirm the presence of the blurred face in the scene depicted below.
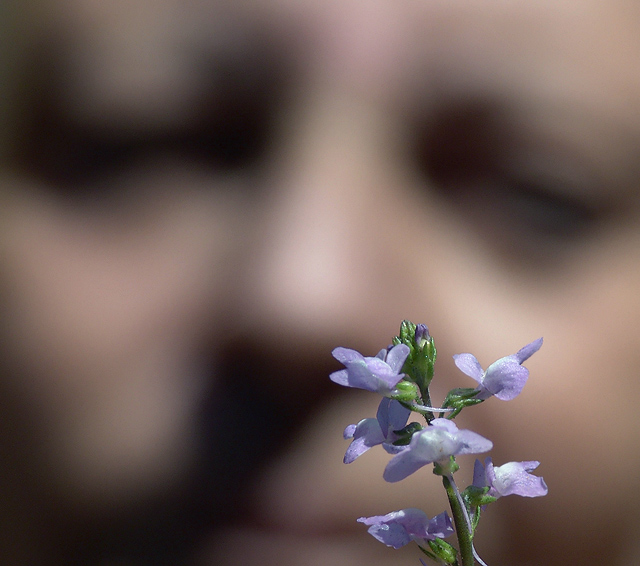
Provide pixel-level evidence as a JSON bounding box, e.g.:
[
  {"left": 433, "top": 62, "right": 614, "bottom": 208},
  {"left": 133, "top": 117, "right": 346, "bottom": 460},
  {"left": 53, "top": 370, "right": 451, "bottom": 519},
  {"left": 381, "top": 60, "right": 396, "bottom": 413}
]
[{"left": 2, "top": 1, "right": 640, "bottom": 565}]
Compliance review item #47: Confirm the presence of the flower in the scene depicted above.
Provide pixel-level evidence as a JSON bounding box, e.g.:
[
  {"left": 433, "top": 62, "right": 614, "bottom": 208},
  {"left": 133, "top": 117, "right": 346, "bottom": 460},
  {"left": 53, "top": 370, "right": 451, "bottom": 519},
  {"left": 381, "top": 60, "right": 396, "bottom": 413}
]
[
  {"left": 330, "top": 344, "right": 410, "bottom": 395},
  {"left": 343, "top": 398, "right": 411, "bottom": 463},
  {"left": 452, "top": 338, "right": 543, "bottom": 401},
  {"left": 473, "top": 457, "right": 548, "bottom": 498},
  {"left": 358, "top": 508, "right": 454, "bottom": 549},
  {"left": 383, "top": 418, "right": 492, "bottom": 482}
]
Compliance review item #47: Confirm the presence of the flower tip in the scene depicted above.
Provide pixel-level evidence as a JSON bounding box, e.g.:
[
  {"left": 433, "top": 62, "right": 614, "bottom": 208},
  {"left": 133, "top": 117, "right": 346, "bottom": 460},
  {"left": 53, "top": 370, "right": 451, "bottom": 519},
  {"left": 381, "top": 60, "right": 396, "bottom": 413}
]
[
  {"left": 515, "top": 337, "right": 543, "bottom": 363},
  {"left": 414, "top": 323, "right": 430, "bottom": 344},
  {"left": 539, "top": 478, "right": 549, "bottom": 496}
]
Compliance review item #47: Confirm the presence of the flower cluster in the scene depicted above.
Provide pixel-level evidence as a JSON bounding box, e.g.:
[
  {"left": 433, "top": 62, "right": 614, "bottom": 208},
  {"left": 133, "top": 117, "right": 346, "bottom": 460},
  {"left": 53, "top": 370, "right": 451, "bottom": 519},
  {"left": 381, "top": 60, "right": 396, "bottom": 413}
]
[{"left": 330, "top": 321, "right": 547, "bottom": 566}]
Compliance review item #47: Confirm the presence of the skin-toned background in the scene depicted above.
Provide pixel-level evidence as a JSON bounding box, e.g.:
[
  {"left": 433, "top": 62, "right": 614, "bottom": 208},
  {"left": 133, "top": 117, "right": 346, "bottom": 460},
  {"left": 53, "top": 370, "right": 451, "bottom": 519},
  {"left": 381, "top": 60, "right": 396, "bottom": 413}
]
[{"left": 2, "top": 1, "right": 640, "bottom": 564}]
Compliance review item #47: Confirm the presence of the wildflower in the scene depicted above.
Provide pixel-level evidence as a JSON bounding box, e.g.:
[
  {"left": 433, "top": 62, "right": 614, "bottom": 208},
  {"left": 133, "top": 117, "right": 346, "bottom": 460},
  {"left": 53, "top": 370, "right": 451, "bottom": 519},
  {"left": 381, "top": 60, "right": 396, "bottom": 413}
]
[
  {"left": 453, "top": 338, "right": 543, "bottom": 401},
  {"left": 358, "top": 508, "right": 454, "bottom": 549},
  {"left": 343, "top": 398, "right": 411, "bottom": 463},
  {"left": 330, "top": 344, "right": 410, "bottom": 395},
  {"left": 383, "top": 419, "right": 492, "bottom": 482},
  {"left": 473, "top": 457, "right": 548, "bottom": 498}
]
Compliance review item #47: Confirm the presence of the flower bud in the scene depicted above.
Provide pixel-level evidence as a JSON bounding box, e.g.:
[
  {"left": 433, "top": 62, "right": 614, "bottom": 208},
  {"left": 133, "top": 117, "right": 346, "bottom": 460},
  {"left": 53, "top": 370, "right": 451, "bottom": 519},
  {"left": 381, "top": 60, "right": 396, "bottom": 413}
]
[
  {"left": 427, "top": 538, "right": 458, "bottom": 565},
  {"left": 392, "top": 380, "right": 420, "bottom": 402},
  {"left": 414, "top": 324, "right": 431, "bottom": 347}
]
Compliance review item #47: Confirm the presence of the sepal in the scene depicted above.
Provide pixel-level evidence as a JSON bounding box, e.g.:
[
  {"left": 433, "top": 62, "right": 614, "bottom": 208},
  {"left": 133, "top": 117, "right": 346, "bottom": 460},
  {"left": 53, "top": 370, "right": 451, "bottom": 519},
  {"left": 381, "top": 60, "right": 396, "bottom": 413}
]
[
  {"left": 391, "top": 421, "right": 423, "bottom": 446},
  {"left": 442, "top": 387, "right": 483, "bottom": 418},
  {"left": 461, "top": 484, "right": 497, "bottom": 509},
  {"left": 433, "top": 456, "right": 460, "bottom": 476}
]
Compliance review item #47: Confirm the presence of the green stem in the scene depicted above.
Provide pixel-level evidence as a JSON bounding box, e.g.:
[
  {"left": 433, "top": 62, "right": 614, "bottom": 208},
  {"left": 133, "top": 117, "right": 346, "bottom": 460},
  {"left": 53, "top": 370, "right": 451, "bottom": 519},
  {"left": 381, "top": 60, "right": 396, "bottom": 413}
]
[
  {"left": 420, "top": 388, "right": 435, "bottom": 423},
  {"left": 442, "top": 474, "right": 475, "bottom": 566}
]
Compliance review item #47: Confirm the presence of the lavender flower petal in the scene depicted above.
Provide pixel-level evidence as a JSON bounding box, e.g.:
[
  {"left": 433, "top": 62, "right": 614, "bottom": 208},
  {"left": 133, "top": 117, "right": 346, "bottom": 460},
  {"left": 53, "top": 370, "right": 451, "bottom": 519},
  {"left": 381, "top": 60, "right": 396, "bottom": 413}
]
[
  {"left": 383, "top": 419, "right": 492, "bottom": 482},
  {"left": 377, "top": 397, "right": 411, "bottom": 433},
  {"left": 514, "top": 337, "right": 543, "bottom": 364},
  {"left": 452, "top": 353, "right": 484, "bottom": 383},
  {"left": 343, "top": 398, "right": 411, "bottom": 463},
  {"left": 482, "top": 357, "right": 529, "bottom": 400},
  {"left": 343, "top": 418, "right": 386, "bottom": 464}
]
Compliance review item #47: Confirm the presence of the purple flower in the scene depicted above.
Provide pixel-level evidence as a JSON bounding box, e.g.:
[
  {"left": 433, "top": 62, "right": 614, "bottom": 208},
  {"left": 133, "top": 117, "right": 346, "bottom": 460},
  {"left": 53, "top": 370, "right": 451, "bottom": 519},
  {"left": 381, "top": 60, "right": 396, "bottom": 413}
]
[
  {"left": 383, "top": 419, "right": 492, "bottom": 482},
  {"left": 473, "top": 457, "right": 548, "bottom": 498},
  {"left": 330, "top": 344, "right": 410, "bottom": 396},
  {"left": 358, "top": 508, "right": 454, "bottom": 549},
  {"left": 453, "top": 338, "right": 543, "bottom": 401},
  {"left": 343, "top": 398, "right": 411, "bottom": 463}
]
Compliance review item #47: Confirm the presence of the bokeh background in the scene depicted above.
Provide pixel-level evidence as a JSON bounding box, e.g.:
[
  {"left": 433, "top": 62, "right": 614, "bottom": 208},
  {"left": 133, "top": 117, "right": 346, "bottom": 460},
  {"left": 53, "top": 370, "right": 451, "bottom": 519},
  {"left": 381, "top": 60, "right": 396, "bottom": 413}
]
[{"left": 2, "top": 1, "right": 640, "bottom": 565}]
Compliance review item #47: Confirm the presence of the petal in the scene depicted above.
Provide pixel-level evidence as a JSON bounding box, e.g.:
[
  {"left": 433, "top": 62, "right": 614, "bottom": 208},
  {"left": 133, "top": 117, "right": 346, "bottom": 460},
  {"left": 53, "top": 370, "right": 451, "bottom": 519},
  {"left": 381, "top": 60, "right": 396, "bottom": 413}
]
[
  {"left": 383, "top": 444, "right": 432, "bottom": 482},
  {"left": 375, "top": 348, "right": 388, "bottom": 360},
  {"left": 329, "top": 368, "right": 350, "bottom": 387},
  {"left": 365, "top": 356, "right": 398, "bottom": 377},
  {"left": 365, "top": 357, "right": 406, "bottom": 391},
  {"left": 483, "top": 357, "right": 529, "bottom": 400},
  {"left": 337, "top": 359, "right": 394, "bottom": 393},
  {"left": 344, "top": 418, "right": 385, "bottom": 463},
  {"left": 454, "top": 429, "right": 493, "bottom": 455},
  {"left": 383, "top": 427, "right": 457, "bottom": 482},
  {"left": 385, "top": 344, "right": 410, "bottom": 374},
  {"left": 427, "top": 511, "right": 455, "bottom": 539},
  {"left": 368, "top": 522, "right": 412, "bottom": 548},
  {"left": 472, "top": 458, "right": 488, "bottom": 489},
  {"left": 358, "top": 513, "right": 411, "bottom": 548},
  {"left": 382, "top": 442, "right": 407, "bottom": 454},
  {"left": 429, "top": 418, "right": 459, "bottom": 434},
  {"left": 492, "top": 461, "right": 548, "bottom": 497},
  {"left": 514, "top": 338, "right": 543, "bottom": 364},
  {"left": 332, "top": 347, "right": 364, "bottom": 365},
  {"left": 484, "top": 457, "right": 497, "bottom": 486},
  {"left": 387, "top": 400, "right": 411, "bottom": 432},
  {"left": 376, "top": 397, "right": 393, "bottom": 432},
  {"left": 344, "top": 437, "right": 373, "bottom": 464},
  {"left": 339, "top": 361, "right": 376, "bottom": 390},
  {"left": 343, "top": 424, "right": 357, "bottom": 439},
  {"left": 377, "top": 398, "right": 411, "bottom": 437},
  {"left": 394, "top": 508, "right": 432, "bottom": 538},
  {"left": 358, "top": 513, "right": 391, "bottom": 526},
  {"left": 414, "top": 324, "right": 430, "bottom": 344},
  {"left": 359, "top": 509, "right": 432, "bottom": 546},
  {"left": 343, "top": 438, "right": 373, "bottom": 463},
  {"left": 352, "top": 418, "right": 386, "bottom": 445},
  {"left": 453, "top": 353, "right": 485, "bottom": 383}
]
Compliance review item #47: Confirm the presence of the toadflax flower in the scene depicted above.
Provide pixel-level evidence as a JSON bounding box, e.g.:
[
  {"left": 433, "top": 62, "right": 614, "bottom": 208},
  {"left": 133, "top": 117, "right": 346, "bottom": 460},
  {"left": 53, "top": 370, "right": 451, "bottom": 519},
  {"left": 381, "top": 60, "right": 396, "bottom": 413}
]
[
  {"left": 453, "top": 337, "right": 543, "bottom": 401},
  {"left": 473, "top": 457, "right": 548, "bottom": 498},
  {"left": 330, "top": 344, "right": 410, "bottom": 396},
  {"left": 358, "top": 508, "right": 454, "bottom": 549},
  {"left": 343, "top": 398, "right": 411, "bottom": 463},
  {"left": 383, "top": 418, "right": 492, "bottom": 482}
]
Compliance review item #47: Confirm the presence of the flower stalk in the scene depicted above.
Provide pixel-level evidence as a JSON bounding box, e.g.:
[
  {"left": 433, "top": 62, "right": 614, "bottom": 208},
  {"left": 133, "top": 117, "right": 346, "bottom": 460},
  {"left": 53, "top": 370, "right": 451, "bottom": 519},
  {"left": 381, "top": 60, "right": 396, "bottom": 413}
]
[{"left": 442, "top": 473, "right": 474, "bottom": 566}]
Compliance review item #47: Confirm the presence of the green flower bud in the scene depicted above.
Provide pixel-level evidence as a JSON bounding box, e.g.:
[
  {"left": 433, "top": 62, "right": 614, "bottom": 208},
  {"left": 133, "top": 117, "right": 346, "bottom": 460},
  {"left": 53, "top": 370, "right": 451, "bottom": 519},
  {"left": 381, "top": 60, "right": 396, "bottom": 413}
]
[
  {"left": 393, "top": 380, "right": 420, "bottom": 402},
  {"left": 427, "top": 538, "right": 459, "bottom": 565}
]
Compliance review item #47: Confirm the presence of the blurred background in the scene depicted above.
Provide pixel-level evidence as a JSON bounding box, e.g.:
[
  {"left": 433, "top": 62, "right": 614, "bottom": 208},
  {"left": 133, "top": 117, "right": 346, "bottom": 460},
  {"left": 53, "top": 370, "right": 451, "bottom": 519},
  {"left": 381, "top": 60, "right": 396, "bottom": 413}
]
[{"left": 2, "top": 1, "right": 640, "bottom": 565}]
